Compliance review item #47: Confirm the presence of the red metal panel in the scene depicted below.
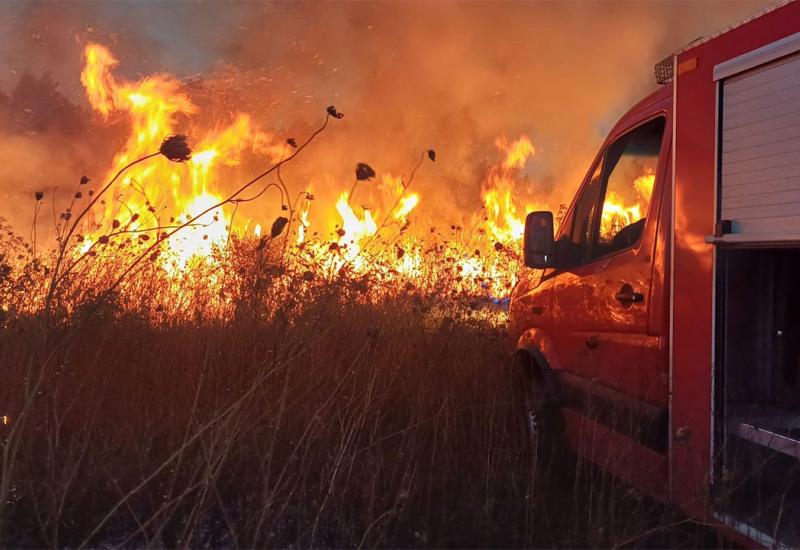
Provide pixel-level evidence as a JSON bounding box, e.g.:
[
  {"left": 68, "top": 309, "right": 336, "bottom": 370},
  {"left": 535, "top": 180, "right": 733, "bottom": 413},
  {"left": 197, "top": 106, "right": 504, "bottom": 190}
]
[
  {"left": 562, "top": 408, "right": 668, "bottom": 498},
  {"left": 672, "top": 0, "right": 800, "bottom": 518}
]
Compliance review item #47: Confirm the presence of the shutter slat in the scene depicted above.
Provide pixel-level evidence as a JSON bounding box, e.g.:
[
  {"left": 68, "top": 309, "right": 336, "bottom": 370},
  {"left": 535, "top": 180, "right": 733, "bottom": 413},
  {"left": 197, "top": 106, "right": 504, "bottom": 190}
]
[
  {"left": 723, "top": 188, "right": 800, "bottom": 209},
  {"left": 723, "top": 175, "right": 800, "bottom": 198},
  {"left": 723, "top": 117, "right": 800, "bottom": 153}
]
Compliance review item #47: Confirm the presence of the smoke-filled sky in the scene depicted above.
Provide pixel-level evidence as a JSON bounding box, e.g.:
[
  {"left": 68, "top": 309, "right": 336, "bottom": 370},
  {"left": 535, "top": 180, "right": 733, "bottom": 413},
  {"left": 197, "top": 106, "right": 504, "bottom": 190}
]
[{"left": 0, "top": 0, "right": 776, "bottom": 240}]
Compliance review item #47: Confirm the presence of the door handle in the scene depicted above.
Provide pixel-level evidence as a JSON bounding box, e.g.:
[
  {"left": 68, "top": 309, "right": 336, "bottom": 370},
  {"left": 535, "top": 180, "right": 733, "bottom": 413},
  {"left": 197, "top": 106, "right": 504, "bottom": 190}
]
[
  {"left": 614, "top": 283, "right": 644, "bottom": 306},
  {"left": 614, "top": 291, "right": 644, "bottom": 303}
]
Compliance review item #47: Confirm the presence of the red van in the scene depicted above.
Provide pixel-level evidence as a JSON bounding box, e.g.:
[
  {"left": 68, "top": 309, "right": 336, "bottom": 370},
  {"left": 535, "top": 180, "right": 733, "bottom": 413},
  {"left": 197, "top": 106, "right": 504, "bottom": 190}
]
[{"left": 508, "top": 2, "right": 800, "bottom": 546}]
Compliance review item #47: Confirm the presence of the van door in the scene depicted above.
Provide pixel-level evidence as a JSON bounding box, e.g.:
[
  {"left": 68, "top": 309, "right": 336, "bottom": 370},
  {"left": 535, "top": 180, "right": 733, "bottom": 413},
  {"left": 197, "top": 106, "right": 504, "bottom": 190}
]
[
  {"left": 550, "top": 115, "right": 670, "bottom": 484},
  {"left": 547, "top": 162, "right": 603, "bottom": 381}
]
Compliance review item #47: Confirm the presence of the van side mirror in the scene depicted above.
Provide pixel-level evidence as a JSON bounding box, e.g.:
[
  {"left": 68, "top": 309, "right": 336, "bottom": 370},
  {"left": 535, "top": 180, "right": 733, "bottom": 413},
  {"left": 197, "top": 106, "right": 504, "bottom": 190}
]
[{"left": 523, "top": 211, "right": 555, "bottom": 268}]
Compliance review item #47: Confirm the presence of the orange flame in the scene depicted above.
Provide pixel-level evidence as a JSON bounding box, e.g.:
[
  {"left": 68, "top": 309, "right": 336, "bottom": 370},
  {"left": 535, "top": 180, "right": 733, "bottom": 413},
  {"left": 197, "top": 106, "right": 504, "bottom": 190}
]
[
  {"left": 394, "top": 193, "right": 420, "bottom": 223},
  {"left": 297, "top": 202, "right": 311, "bottom": 244},
  {"left": 80, "top": 43, "right": 283, "bottom": 266},
  {"left": 72, "top": 42, "right": 555, "bottom": 312},
  {"left": 481, "top": 136, "right": 546, "bottom": 242},
  {"left": 599, "top": 173, "right": 654, "bottom": 241},
  {"left": 336, "top": 192, "right": 378, "bottom": 258}
]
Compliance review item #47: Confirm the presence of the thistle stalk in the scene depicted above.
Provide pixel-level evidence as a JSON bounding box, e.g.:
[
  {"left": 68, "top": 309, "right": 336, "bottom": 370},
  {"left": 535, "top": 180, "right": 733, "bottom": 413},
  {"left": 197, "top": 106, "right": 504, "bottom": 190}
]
[{"left": 43, "top": 152, "right": 159, "bottom": 322}]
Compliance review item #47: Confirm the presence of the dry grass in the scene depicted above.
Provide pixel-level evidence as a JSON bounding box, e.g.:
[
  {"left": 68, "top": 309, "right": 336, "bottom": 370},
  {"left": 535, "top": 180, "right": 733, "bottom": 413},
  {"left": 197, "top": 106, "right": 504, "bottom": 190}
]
[
  {"left": 0, "top": 273, "right": 727, "bottom": 548},
  {"left": 0, "top": 175, "right": 728, "bottom": 549},
  {"left": 3, "top": 293, "right": 515, "bottom": 547}
]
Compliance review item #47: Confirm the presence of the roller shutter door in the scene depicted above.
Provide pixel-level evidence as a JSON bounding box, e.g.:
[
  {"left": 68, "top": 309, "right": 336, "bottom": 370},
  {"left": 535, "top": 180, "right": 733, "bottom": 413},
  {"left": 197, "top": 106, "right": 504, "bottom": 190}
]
[{"left": 720, "top": 49, "right": 800, "bottom": 237}]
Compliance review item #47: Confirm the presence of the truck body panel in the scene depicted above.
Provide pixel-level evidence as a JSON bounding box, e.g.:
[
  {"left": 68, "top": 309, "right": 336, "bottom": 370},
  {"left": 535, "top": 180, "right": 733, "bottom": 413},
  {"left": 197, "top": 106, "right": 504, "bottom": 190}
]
[
  {"left": 509, "top": 2, "right": 800, "bottom": 545},
  {"left": 673, "top": 3, "right": 800, "bottom": 542}
]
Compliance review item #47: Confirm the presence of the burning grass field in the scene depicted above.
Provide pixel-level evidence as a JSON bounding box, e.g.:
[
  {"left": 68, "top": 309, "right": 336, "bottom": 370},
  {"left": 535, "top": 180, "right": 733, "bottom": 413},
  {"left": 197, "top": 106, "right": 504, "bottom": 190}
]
[
  {"left": 0, "top": 41, "right": 733, "bottom": 549},
  {"left": 1, "top": 183, "right": 731, "bottom": 548}
]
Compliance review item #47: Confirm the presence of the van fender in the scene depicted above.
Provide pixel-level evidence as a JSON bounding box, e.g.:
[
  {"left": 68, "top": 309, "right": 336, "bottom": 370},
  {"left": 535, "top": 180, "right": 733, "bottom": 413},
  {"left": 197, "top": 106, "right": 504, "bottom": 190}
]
[{"left": 514, "top": 328, "right": 563, "bottom": 404}]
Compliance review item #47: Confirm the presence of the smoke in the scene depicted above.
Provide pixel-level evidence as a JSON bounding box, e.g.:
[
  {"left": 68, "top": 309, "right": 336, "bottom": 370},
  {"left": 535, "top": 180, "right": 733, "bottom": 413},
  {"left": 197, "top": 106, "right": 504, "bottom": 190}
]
[{"left": 0, "top": 0, "right": 775, "bottom": 242}]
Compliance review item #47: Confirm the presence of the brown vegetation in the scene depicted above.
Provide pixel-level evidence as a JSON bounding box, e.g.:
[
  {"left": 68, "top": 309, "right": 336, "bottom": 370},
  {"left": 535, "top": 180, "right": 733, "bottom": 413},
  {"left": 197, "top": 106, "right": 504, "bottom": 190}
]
[{"left": 1, "top": 213, "right": 727, "bottom": 549}]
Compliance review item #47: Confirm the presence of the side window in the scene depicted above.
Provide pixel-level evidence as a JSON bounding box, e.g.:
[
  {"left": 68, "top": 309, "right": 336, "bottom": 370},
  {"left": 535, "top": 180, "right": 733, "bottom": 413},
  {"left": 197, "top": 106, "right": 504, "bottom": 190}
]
[
  {"left": 594, "top": 117, "right": 665, "bottom": 258},
  {"left": 558, "top": 163, "right": 602, "bottom": 265}
]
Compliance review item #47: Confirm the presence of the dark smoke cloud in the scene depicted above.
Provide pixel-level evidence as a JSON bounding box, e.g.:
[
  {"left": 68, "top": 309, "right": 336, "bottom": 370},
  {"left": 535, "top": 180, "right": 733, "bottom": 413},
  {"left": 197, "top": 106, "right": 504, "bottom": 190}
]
[{"left": 0, "top": 1, "right": 775, "bottom": 241}]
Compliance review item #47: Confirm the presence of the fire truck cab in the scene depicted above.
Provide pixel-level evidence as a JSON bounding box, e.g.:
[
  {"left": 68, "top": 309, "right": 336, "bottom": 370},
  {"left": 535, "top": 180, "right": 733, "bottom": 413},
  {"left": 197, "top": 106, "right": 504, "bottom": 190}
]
[{"left": 508, "top": 3, "right": 800, "bottom": 546}]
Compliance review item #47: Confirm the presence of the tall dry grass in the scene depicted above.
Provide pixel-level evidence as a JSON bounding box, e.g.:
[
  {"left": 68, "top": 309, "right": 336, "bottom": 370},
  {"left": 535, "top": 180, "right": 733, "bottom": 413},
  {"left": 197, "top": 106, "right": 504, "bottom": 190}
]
[{"left": 1, "top": 266, "right": 729, "bottom": 547}]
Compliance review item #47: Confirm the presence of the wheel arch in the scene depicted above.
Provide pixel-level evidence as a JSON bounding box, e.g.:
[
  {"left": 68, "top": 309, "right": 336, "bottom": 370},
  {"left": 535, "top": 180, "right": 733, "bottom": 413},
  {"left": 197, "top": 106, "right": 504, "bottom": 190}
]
[{"left": 513, "top": 328, "right": 562, "bottom": 402}]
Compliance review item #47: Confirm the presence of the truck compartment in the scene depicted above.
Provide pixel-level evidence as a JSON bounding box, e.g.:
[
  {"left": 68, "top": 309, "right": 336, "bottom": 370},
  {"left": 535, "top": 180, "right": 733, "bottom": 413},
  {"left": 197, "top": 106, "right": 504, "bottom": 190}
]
[{"left": 716, "top": 247, "right": 800, "bottom": 545}]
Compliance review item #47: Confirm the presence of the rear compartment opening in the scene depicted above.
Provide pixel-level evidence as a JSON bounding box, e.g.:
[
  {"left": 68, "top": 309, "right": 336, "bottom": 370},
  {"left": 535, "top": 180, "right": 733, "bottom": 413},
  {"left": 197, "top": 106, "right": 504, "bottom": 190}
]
[{"left": 715, "top": 247, "right": 800, "bottom": 546}]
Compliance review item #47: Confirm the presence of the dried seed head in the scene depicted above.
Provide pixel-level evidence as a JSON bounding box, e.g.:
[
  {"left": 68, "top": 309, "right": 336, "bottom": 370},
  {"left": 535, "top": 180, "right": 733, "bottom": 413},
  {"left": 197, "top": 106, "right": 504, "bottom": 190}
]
[
  {"left": 286, "top": 137, "right": 297, "bottom": 148},
  {"left": 159, "top": 135, "right": 192, "bottom": 162},
  {"left": 35, "top": 191, "right": 44, "bottom": 201},
  {"left": 270, "top": 216, "right": 289, "bottom": 238},
  {"left": 355, "top": 163, "right": 376, "bottom": 181},
  {"left": 80, "top": 175, "right": 90, "bottom": 185},
  {"left": 302, "top": 270, "right": 315, "bottom": 282},
  {"left": 326, "top": 105, "right": 344, "bottom": 119},
  {"left": 427, "top": 149, "right": 436, "bottom": 162}
]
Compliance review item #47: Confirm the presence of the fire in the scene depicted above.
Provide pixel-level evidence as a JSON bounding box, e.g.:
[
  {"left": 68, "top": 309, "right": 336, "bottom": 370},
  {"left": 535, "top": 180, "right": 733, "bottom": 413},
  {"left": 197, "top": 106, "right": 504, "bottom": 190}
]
[
  {"left": 79, "top": 43, "right": 282, "bottom": 265},
  {"left": 170, "top": 191, "right": 229, "bottom": 268},
  {"left": 502, "top": 135, "right": 535, "bottom": 170},
  {"left": 599, "top": 173, "right": 654, "bottom": 241},
  {"left": 394, "top": 193, "right": 420, "bottom": 223},
  {"left": 634, "top": 173, "right": 655, "bottom": 202},
  {"left": 297, "top": 203, "right": 311, "bottom": 244},
  {"left": 335, "top": 192, "right": 378, "bottom": 259},
  {"left": 12, "top": 41, "right": 559, "bottom": 322},
  {"left": 482, "top": 136, "right": 547, "bottom": 242}
]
